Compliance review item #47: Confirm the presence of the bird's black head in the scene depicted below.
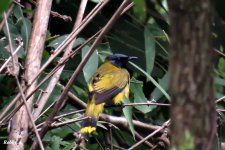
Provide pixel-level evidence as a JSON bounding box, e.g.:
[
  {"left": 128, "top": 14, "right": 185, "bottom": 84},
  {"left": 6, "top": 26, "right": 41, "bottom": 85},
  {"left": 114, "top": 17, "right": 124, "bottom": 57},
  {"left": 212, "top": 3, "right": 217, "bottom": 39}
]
[{"left": 107, "top": 53, "right": 137, "bottom": 68}]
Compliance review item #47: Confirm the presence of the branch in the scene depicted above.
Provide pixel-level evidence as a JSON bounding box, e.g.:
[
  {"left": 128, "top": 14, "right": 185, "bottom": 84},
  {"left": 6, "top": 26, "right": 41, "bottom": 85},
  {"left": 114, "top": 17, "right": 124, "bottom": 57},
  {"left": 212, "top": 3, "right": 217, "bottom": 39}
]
[
  {"left": 4, "top": 13, "right": 44, "bottom": 150},
  {"left": 29, "top": 0, "right": 72, "bottom": 22},
  {"left": 123, "top": 102, "right": 170, "bottom": 107},
  {"left": 32, "top": 0, "right": 88, "bottom": 120},
  {"left": 128, "top": 120, "right": 170, "bottom": 150},
  {"left": 8, "top": 0, "right": 53, "bottom": 149},
  {"left": 0, "top": 41, "right": 23, "bottom": 73},
  {"left": 99, "top": 114, "right": 161, "bottom": 133}
]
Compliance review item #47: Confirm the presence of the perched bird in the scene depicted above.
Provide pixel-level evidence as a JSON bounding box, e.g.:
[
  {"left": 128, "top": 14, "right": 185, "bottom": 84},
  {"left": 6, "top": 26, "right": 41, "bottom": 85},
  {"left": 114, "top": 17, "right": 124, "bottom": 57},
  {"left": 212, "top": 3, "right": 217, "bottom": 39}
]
[{"left": 80, "top": 53, "right": 137, "bottom": 134}]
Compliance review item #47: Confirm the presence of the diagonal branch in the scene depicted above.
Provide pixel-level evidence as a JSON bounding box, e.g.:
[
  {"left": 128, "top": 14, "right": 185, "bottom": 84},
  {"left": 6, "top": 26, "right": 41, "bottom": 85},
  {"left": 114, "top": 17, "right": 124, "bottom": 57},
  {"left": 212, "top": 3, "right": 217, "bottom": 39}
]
[{"left": 128, "top": 120, "right": 170, "bottom": 150}]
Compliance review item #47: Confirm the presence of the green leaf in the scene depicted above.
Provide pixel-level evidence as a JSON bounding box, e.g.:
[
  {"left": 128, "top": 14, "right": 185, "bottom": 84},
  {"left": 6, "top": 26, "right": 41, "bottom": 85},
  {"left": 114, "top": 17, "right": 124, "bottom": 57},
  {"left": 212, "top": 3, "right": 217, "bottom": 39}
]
[
  {"left": 21, "top": 18, "right": 31, "bottom": 51},
  {"left": 108, "top": 21, "right": 145, "bottom": 69},
  {"left": 2, "top": 19, "right": 25, "bottom": 58},
  {"left": 51, "top": 136, "right": 62, "bottom": 150},
  {"left": 122, "top": 98, "right": 135, "bottom": 139},
  {"left": 129, "top": 61, "right": 170, "bottom": 100},
  {"left": 0, "top": 40, "right": 9, "bottom": 58},
  {"left": 215, "top": 77, "right": 225, "bottom": 87},
  {"left": 47, "top": 34, "right": 69, "bottom": 49},
  {"left": 82, "top": 46, "right": 98, "bottom": 82},
  {"left": 151, "top": 72, "right": 169, "bottom": 101},
  {"left": 3, "top": 20, "right": 20, "bottom": 38},
  {"left": 144, "top": 25, "right": 155, "bottom": 75},
  {"left": 12, "top": 6, "right": 31, "bottom": 53},
  {"left": 132, "top": 0, "right": 146, "bottom": 22},
  {"left": 62, "top": 142, "right": 75, "bottom": 150},
  {"left": 0, "top": 0, "right": 12, "bottom": 19},
  {"left": 13, "top": 5, "right": 23, "bottom": 20},
  {"left": 90, "top": 0, "right": 101, "bottom": 3},
  {"left": 218, "top": 57, "right": 225, "bottom": 78},
  {"left": 47, "top": 36, "right": 85, "bottom": 49},
  {"left": 130, "top": 77, "right": 152, "bottom": 113}
]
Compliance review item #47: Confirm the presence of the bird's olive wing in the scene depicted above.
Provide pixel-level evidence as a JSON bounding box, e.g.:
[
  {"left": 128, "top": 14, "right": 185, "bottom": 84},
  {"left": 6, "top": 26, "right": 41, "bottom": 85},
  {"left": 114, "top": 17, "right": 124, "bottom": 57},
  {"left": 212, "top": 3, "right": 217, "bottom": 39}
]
[{"left": 89, "top": 69, "right": 129, "bottom": 104}]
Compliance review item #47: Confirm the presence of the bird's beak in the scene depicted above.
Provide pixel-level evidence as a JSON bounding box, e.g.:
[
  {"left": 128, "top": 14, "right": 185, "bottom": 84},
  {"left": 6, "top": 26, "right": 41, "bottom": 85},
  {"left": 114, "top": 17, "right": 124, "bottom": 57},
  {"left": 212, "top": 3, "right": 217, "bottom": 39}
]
[{"left": 128, "top": 56, "right": 138, "bottom": 61}]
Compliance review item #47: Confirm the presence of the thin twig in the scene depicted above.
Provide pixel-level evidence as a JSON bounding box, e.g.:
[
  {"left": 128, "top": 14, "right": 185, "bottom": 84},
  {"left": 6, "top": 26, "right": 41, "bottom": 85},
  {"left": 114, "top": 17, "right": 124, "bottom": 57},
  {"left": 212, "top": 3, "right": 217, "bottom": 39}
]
[
  {"left": 216, "top": 95, "right": 225, "bottom": 103},
  {"left": 95, "top": 137, "right": 105, "bottom": 150},
  {"left": 217, "top": 109, "right": 225, "bottom": 112},
  {"left": 4, "top": 13, "right": 44, "bottom": 150},
  {"left": 13, "top": 0, "right": 25, "bottom": 8},
  {"left": 50, "top": 117, "right": 88, "bottom": 128},
  {"left": 214, "top": 48, "right": 225, "bottom": 58},
  {"left": 128, "top": 120, "right": 170, "bottom": 150},
  {"left": 100, "top": 114, "right": 161, "bottom": 133},
  {"left": 0, "top": 4, "right": 15, "bottom": 31},
  {"left": 123, "top": 102, "right": 170, "bottom": 107},
  {"left": 29, "top": 0, "right": 72, "bottom": 21},
  {"left": 36, "top": 109, "right": 85, "bottom": 128},
  {"left": 110, "top": 125, "right": 113, "bottom": 150},
  {"left": 135, "top": 132, "right": 154, "bottom": 148},
  {"left": 54, "top": 109, "right": 85, "bottom": 120},
  {"left": 0, "top": 42, "right": 23, "bottom": 73},
  {"left": 113, "top": 145, "right": 127, "bottom": 150},
  {"left": 35, "top": 100, "right": 56, "bottom": 121}
]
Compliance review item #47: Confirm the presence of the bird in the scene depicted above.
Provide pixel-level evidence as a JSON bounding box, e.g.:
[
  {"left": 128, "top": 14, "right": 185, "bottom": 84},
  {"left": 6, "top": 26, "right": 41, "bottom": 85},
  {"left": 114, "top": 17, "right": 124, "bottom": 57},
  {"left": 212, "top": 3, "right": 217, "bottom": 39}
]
[{"left": 80, "top": 53, "right": 137, "bottom": 134}]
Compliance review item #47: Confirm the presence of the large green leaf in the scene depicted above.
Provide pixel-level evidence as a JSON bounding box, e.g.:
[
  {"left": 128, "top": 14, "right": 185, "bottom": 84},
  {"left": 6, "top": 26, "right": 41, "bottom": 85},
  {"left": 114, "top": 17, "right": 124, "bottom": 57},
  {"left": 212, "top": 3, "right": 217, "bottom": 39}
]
[
  {"left": 62, "top": 142, "right": 75, "bottom": 150},
  {"left": 21, "top": 18, "right": 31, "bottom": 51},
  {"left": 129, "top": 61, "right": 170, "bottom": 100},
  {"left": 0, "top": 0, "right": 12, "bottom": 19},
  {"left": 51, "top": 136, "right": 62, "bottom": 150},
  {"left": 47, "top": 35, "right": 69, "bottom": 49},
  {"left": 218, "top": 57, "right": 225, "bottom": 78},
  {"left": 47, "top": 36, "right": 85, "bottom": 49},
  {"left": 215, "top": 77, "right": 225, "bottom": 87},
  {"left": 2, "top": 14, "right": 25, "bottom": 58},
  {"left": 132, "top": 0, "right": 146, "bottom": 22},
  {"left": 13, "top": 5, "right": 23, "bottom": 20},
  {"left": 122, "top": 98, "right": 135, "bottom": 139},
  {"left": 144, "top": 25, "right": 155, "bottom": 75},
  {"left": 82, "top": 46, "right": 98, "bottom": 83},
  {"left": 151, "top": 72, "right": 169, "bottom": 101},
  {"left": 0, "top": 40, "right": 9, "bottom": 58},
  {"left": 108, "top": 20, "right": 145, "bottom": 69},
  {"left": 130, "top": 77, "right": 152, "bottom": 113}
]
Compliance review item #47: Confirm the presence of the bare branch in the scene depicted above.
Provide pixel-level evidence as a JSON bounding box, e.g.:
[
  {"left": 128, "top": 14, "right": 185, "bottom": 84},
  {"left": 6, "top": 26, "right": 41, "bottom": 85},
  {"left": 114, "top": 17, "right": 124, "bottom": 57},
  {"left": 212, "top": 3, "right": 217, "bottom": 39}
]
[
  {"left": 128, "top": 120, "right": 170, "bottom": 150},
  {"left": 32, "top": 0, "right": 88, "bottom": 120},
  {"left": 8, "top": 0, "right": 53, "bottom": 149},
  {"left": 3, "top": 13, "right": 44, "bottom": 150}
]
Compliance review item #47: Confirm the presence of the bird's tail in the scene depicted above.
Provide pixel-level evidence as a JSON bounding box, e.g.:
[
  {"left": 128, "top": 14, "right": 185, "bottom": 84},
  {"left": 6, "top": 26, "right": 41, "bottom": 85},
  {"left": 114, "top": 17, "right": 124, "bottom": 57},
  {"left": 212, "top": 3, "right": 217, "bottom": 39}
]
[{"left": 80, "top": 97, "right": 105, "bottom": 134}]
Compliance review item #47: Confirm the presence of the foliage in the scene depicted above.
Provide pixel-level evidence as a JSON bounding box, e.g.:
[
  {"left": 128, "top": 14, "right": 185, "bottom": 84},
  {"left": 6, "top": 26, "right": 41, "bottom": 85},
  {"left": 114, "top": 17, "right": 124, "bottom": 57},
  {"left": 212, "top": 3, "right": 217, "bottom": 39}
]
[{"left": 0, "top": 0, "right": 224, "bottom": 149}]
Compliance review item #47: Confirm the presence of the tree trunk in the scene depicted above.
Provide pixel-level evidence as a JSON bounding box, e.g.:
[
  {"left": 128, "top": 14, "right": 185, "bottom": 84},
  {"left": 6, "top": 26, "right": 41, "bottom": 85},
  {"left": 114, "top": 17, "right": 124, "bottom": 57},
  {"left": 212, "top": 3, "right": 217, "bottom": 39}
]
[
  {"left": 168, "top": 1, "right": 217, "bottom": 150},
  {"left": 7, "top": 0, "right": 52, "bottom": 149}
]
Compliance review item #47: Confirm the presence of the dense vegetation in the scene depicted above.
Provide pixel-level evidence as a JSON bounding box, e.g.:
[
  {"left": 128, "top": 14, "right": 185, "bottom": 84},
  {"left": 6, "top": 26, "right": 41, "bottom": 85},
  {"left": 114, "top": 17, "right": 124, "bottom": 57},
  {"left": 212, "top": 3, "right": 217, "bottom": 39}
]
[{"left": 0, "top": 0, "right": 225, "bottom": 149}]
